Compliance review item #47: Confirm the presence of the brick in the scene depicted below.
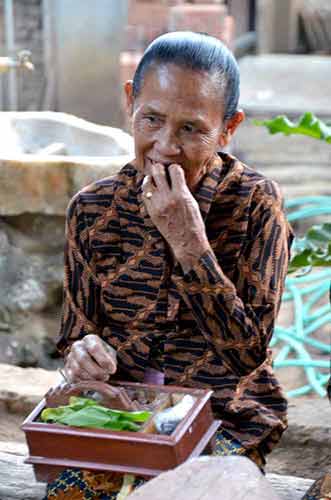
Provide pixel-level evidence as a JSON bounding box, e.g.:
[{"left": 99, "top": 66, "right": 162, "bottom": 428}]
[
  {"left": 189, "top": 0, "right": 224, "bottom": 4},
  {"left": 128, "top": 1, "right": 169, "bottom": 44},
  {"left": 124, "top": 25, "right": 147, "bottom": 52},
  {"left": 169, "top": 4, "right": 229, "bottom": 39},
  {"left": 120, "top": 51, "right": 142, "bottom": 84},
  {"left": 219, "top": 15, "right": 236, "bottom": 48}
]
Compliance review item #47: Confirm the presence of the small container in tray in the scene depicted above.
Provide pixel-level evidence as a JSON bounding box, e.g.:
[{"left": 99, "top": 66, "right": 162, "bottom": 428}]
[{"left": 21, "top": 381, "right": 220, "bottom": 482}]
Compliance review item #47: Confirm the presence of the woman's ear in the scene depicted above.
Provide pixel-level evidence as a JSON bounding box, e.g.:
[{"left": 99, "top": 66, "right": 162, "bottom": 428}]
[
  {"left": 124, "top": 80, "right": 134, "bottom": 117},
  {"left": 218, "top": 110, "right": 245, "bottom": 148}
]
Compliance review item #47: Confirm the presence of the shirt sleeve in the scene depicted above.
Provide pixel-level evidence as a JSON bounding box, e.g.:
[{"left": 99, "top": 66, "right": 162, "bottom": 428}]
[
  {"left": 174, "top": 179, "right": 294, "bottom": 377},
  {"left": 56, "top": 193, "right": 104, "bottom": 355}
]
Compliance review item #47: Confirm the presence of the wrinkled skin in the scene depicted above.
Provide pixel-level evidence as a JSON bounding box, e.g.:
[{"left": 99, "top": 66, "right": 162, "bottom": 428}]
[
  {"left": 127, "top": 63, "right": 244, "bottom": 271},
  {"left": 64, "top": 334, "right": 117, "bottom": 383},
  {"left": 64, "top": 63, "right": 244, "bottom": 382}
]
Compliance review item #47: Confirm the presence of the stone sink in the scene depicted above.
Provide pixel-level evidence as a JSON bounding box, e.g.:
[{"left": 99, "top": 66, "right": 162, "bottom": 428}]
[
  {"left": 0, "top": 111, "right": 134, "bottom": 215},
  {"left": 0, "top": 112, "right": 133, "bottom": 360}
]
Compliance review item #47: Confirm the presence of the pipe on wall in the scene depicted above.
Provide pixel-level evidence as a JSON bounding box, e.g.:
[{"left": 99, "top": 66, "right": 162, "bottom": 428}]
[{"left": 4, "top": 0, "right": 18, "bottom": 110}]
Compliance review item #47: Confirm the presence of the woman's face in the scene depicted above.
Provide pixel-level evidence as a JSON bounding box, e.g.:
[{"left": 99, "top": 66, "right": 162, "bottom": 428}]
[{"left": 125, "top": 63, "right": 243, "bottom": 191}]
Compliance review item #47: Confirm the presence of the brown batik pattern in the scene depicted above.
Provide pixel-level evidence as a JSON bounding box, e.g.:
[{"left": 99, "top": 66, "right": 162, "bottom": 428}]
[{"left": 57, "top": 152, "right": 294, "bottom": 456}]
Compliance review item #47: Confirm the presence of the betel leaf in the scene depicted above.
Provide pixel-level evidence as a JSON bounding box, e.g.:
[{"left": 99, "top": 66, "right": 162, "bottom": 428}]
[
  {"left": 103, "top": 420, "right": 140, "bottom": 432},
  {"left": 253, "top": 112, "right": 331, "bottom": 143},
  {"left": 103, "top": 408, "right": 152, "bottom": 422},
  {"left": 40, "top": 397, "right": 151, "bottom": 431},
  {"left": 288, "top": 223, "right": 331, "bottom": 273}
]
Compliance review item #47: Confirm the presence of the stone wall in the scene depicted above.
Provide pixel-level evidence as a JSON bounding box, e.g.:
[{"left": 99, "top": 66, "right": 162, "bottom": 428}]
[
  {"left": 0, "top": 112, "right": 133, "bottom": 368},
  {"left": 0, "top": 157, "right": 129, "bottom": 368}
]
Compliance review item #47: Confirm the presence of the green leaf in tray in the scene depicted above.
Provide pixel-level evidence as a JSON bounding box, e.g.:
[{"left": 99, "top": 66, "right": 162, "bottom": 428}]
[
  {"left": 104, "top": 408, "right": 152, "bottom": 422},
  {"left": 68, "top": 396, "right": 101, "bottom": 410},
  {"left": 54, "top": 406, "right": 120, "bottom": 429},
  {"left": 253, "top": 112, "right": 331, "bottom": 143},
  {"left": 103, "top": 420, "right": 140, "bottom": 432},
  {"left": 40, "top": 397, "right": 151, "bottom": 432}
]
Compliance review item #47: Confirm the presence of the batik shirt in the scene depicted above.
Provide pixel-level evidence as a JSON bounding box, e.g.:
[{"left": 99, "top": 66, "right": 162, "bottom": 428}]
[{"left": 57, "top": 153, "right": 293, "bottom": 455}]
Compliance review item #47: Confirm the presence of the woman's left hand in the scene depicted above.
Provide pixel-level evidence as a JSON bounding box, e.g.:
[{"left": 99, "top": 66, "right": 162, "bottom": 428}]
[{"left": 142, "top": 163, "right": 210, "bottom": 272}]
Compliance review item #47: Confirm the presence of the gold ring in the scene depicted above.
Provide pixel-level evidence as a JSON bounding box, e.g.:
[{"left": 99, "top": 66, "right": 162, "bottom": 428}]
[{"left": 145, "top": 191, "right": 153, "bottom": 199}]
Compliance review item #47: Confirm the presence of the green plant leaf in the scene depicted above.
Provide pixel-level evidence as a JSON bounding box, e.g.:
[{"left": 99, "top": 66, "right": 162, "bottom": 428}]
[
  {"left": 103, "top": 420, "right": 140, "bottom": 432},
  {"left": 41, "top": 406, "right": 76, "bottom": 423},
  {"left": 106, "top": 409, "right": 152, "bottom": 422},
  {"left": 58, "top": 406, "right": 119, "bottom": 428},
  {"left": 288, "top": 223, "right": 331, "bottom": 273},
  {"left": 40, "top": 397, "right": 151, "bottom": 431},
  {"left": 253, "top": 112, "right": 331, "bottom": 143}
]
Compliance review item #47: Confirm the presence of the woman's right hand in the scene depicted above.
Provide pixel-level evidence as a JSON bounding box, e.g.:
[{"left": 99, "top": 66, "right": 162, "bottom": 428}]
[{"left": 64, "top": 334, "right": 117, "bottom": 383}]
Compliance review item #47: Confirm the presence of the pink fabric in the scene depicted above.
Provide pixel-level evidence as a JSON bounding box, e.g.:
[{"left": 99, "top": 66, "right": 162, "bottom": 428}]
[{"left": 143, "top": 367, "right": 165, "bottom": 385}]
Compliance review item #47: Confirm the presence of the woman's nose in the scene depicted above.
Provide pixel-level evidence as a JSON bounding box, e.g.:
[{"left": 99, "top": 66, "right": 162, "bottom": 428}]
[{"left": 155, "top": 128, "right": 181, "bottom": 157}]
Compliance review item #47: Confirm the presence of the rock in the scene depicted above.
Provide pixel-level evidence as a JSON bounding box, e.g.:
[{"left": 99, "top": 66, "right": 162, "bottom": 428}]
[
  {"left": 0, "top": 154, "right": 131, "bottom": 217},
  {"left": 266, "top": 398, "right": 331, "bottom": 480},
  {"left": 0, "top": 217, "right": 64, "bottom": 345},
  {"left": 129, "top": 456, "right": 281, "bottom": 500},
  {"left": 0, "top": 111, "right": 133, "bottom": 216},
  {"left": 287, "top": 397, "right": 331, "bottom": 444},
  {"left": 0, "top": 329, "right": 62, "bottom": 370},
  {"left": 0, "top": 363, "right": 61, "bottom": 414},
  {"left": 0, "top": 113, "right": 133, "bottom": 344},
  {"left": 0, "top": 442, "right": 315, "bottom": 500},
  {"left": 3, "top": 214, "right": 66, "bottom": 253},
  {"left": 0, "top": 445, "right": 46, "bottom": 500},
  {"left": 0, "top": 112, "right": 134, "bottom": 157},
  {"left": 267, "top": 473, "right": 314, "bottom": 500}
]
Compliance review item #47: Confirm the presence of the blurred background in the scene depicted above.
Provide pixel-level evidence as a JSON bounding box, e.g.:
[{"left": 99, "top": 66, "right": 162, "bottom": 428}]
[
  {"left": 0, "top": 0, "right": 330, "bottom": 122},
  {"left": 0, "top": 0, "right": 331, "bottom": 482},
  {"left": 0, "top": 0, "right": 330, "bottom": 384}
]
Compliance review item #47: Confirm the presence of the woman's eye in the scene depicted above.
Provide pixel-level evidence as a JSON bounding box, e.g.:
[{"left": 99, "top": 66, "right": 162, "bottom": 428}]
[
  {"left": 145, "top": 115, "right": 158, "bottom": 125},
  {"left": 182, "top": 124, "right": 196, "bottom": 133}
]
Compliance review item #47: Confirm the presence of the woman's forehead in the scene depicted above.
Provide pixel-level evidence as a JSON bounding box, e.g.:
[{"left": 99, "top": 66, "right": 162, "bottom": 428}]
[
  {"left": 136, "top": 64, "right": 223, "bottom": 123},
  {"left": 139, "top": 63, "right": 221, "bottom": 102}
]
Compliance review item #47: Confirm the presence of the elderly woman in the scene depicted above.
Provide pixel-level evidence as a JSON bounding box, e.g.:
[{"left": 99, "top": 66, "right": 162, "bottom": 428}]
[{"left": 45, "top": 32, "right": 293, "bottom": 499}]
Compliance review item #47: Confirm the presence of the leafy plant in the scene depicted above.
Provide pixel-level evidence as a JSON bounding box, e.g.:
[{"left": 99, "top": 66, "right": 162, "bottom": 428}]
[
  {"left": 254, "top": 112, "right": 331, "bottom": 143},
  {"left": 288, "top": 223, "right": 331, "bottom": 274},
  {"left": 255, "top": 112, "right": 331, "bottom": 272},
  {"left": 41, "top": 396, "right": 151, "bottom": 431}
]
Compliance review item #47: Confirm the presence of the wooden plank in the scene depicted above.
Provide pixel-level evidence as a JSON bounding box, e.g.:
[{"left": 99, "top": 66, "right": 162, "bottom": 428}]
[{"left": 268, "top": 473, "right": 314, "bottom": 500}]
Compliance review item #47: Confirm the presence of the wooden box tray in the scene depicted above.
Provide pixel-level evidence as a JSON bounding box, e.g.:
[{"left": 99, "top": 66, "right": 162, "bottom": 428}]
[{"left": 21, "top": 381, "right": 220, "bottom": 483}]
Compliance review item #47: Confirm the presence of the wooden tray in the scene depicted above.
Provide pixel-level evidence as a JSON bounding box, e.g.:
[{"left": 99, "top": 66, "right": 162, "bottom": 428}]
[{"left": 22, "top": 381, "right": 220, "bottom": 482}]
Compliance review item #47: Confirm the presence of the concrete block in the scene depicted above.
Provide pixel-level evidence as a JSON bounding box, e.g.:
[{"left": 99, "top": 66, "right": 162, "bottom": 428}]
[
  {"left": 239, "top": 55, "right": 331, "bottom": 117},
  {"left": 257, "top": 0, "right": 304, "bottom": 53}
]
